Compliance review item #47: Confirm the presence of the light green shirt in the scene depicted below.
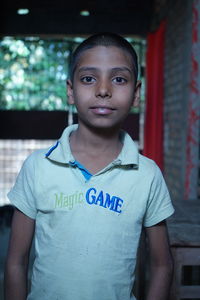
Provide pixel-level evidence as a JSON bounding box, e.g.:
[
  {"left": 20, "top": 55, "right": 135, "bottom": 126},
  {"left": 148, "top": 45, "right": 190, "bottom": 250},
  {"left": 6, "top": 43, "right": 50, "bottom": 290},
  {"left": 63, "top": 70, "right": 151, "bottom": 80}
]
[{"left": 8, "top": 124, "right": 174, "bottom": 300}]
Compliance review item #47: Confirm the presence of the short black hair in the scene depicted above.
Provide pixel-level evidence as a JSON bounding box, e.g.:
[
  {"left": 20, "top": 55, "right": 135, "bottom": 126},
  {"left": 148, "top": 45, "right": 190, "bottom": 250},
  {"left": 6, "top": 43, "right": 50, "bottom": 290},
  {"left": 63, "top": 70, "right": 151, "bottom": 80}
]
[{"left": 69, "top": 32, "right": 138, "bottom": 82}]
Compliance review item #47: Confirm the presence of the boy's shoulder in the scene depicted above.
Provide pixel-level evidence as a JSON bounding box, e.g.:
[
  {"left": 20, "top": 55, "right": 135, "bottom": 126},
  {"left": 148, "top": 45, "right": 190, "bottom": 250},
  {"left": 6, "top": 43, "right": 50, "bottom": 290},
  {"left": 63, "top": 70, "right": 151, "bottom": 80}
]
[
  {"left": 139, "top": 153, "right": 157, "bottom": 169},
  {"left": 138, "top": 153, "right": 163, "bottom": 179},
  {"left": 22, "top": 146, "right": 53, "bottom": 168}
]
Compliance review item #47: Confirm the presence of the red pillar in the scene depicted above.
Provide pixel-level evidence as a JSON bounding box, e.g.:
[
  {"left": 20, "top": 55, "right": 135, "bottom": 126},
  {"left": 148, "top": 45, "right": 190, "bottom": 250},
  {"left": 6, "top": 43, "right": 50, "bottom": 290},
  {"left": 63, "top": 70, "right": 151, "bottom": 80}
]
[{"left": 143, "top": 21, "right": 166, "bottom": 170}]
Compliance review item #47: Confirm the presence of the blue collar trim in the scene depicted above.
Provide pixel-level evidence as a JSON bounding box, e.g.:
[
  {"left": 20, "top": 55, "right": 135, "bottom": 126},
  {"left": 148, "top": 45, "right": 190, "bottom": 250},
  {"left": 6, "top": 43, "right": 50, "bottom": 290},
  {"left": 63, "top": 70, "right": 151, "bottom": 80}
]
[
  {"left": 45, "top": 141, "right": 59, "bottom": 157},
  {"left": 70, "top": 160, "right": 92, "bottom": 181}
]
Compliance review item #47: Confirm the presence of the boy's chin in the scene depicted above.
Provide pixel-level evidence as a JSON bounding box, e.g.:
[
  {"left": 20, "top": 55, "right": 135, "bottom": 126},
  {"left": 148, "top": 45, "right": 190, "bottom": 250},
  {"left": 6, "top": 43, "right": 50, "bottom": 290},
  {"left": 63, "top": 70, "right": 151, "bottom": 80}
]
[{"left": 78, "top": 119, "right": 122, "bottom": 132}]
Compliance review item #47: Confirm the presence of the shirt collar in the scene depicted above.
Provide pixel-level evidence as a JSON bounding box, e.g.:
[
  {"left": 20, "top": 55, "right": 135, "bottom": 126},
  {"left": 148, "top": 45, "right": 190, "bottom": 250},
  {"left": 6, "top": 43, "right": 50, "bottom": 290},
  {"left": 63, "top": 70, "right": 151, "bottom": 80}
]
[
  {"left": 45, "top": 124, "right": 78, "bottom": 164},
  {"left": 116, "top": 130, "right": 139, "bottom": 167},
  {"left": 45, "top": 124, "right": 139, "bottom": 168}
]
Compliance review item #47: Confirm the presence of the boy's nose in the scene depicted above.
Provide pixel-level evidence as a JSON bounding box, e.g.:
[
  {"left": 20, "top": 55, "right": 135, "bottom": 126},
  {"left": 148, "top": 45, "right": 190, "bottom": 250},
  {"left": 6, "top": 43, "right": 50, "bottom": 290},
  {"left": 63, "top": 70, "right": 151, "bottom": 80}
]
[{"left": 95, "top": 81, "right": 112, "bottom": 98}]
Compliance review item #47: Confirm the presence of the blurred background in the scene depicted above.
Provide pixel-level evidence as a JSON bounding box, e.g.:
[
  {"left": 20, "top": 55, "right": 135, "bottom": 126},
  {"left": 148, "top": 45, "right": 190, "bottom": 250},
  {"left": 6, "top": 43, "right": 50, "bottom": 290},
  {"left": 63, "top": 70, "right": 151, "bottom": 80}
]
[{"left": 0, "top": 0, "right": 200, "bottom": 299}]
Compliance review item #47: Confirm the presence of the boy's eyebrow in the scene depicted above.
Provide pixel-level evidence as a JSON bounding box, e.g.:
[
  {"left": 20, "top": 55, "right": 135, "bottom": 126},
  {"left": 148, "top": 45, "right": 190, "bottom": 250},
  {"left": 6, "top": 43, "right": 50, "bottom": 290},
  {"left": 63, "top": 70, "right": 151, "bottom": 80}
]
[
  {"left": 111, "top": 67, "right": 132, "bottom": 74},
  {"left": 78, "top": 67, "right": 98, "bottom": 73},
  {"left": 78, "top": 66, "right": 132, "bottom": 74}
]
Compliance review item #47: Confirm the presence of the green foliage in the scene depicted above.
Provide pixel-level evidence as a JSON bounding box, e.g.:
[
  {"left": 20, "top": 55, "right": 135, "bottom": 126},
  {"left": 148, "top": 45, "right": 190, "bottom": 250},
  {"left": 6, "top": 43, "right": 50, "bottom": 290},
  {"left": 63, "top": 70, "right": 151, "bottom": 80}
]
[
  {"left": 0, "top": 37, "right": 79, "bottom": 110},
  {"left": 0, "top": 36, "right": 145, "bottom": 112}
]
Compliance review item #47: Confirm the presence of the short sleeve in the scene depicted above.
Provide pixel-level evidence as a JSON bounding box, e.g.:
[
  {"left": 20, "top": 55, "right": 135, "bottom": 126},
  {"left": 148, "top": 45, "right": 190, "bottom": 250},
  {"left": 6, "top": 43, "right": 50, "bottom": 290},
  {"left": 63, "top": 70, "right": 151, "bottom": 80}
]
[
  {"left": 7, "top": 154, "right": 37, "bottom": 219},
  {"left": 143, "top": 165, "right": 174, "bottom": 227}
]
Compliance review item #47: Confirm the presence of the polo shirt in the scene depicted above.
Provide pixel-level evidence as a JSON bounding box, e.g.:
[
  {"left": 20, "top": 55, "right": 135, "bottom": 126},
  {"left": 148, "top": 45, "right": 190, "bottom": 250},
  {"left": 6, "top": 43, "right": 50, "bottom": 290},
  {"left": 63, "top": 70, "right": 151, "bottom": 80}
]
[{"left": 8, "top": 124, "right": 174, "bottom": 300}]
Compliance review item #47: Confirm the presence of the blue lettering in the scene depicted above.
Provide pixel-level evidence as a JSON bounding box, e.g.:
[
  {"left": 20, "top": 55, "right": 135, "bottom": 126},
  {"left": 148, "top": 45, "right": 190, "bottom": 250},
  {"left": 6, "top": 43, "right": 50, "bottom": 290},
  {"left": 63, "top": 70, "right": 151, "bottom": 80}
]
[
  {"left": 114, "top": 197, "right": 123, "bottom": 213},
  {"left": 95, "top": 190, "right": 104, "bottom": 206},
  {"left": 86, "top": 188, "right": 96, "bottom": 205},
  {"left": 85, "top": 188, "right": 124, "bottom": 213},
  {"left": 103, "top": 193, "right": 115, "bottom": 211}
]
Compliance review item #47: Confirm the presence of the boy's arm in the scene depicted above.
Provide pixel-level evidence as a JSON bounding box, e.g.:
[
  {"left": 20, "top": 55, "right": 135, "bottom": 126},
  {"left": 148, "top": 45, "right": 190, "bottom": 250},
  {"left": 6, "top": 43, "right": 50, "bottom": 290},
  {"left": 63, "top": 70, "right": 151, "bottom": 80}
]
[
  {"left": 145, "top": 220, "right": 173, "bottom": 300},
  {"left": 4, "top": 208, "right": 35, "bottom": 300}
]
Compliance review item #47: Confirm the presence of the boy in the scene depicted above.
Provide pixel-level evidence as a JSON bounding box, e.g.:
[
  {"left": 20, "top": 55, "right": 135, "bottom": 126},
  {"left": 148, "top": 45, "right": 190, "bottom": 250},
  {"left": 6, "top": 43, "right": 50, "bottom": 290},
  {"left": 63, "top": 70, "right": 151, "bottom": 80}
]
[{"left": 5, "top": 33, "right": 174, "bottom": 300}]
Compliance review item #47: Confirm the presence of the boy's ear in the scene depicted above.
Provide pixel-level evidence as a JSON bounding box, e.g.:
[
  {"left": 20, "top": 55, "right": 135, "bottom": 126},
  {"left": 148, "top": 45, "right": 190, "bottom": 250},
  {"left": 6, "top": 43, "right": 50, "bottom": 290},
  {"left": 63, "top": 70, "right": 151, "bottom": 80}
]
[
  {"left": 132, "top": 81, "right": 141, "bottom": 107},
  {"left": 67, "top": 79, "right": 74, "bottom": 105}
]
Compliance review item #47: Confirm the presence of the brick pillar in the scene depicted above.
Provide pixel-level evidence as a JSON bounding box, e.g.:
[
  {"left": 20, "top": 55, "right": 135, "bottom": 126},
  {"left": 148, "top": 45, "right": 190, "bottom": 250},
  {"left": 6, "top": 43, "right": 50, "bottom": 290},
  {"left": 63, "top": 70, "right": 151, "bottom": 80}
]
[
  {"left": 184, "top": 0, "right": 200, "bottom": 200},
  {"left": 163, "top": 0, "right": 200, "bottom": 201}
]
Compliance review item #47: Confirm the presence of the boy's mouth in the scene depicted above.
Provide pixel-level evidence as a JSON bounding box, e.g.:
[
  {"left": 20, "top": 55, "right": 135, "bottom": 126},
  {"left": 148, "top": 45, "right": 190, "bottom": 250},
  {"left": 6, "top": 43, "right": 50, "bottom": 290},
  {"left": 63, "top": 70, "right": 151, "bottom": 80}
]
[{"left": 90, "top": 106, "right": 115, "bottom": 115}]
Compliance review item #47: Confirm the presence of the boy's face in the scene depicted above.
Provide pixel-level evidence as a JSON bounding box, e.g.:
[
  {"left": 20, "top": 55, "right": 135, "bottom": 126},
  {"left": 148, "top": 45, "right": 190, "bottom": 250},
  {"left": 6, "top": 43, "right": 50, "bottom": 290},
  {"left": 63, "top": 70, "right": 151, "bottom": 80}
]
[{"left": 67, "top": 46, "right": 140, "bottom": 131}]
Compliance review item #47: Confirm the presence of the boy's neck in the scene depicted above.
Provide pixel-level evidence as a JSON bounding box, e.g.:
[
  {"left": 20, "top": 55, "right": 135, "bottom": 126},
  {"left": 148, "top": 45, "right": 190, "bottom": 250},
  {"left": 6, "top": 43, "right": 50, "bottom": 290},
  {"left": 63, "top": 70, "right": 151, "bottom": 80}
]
[
  {"left": 69, "top": 124, "right": 123, "bottom": 174},
  {"left": 71, "top": 124, "right": 122, "bottom": 152}
]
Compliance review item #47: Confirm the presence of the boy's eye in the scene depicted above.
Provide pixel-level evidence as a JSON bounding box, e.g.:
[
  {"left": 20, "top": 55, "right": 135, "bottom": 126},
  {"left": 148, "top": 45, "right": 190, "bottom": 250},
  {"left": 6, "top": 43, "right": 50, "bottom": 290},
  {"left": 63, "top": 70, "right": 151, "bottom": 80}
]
[
  {"left": 81, "top": 76, "right": 96, "bottom": 83},
  {"left": 113, "top": 77, "right": 127, "bottom": 84}
]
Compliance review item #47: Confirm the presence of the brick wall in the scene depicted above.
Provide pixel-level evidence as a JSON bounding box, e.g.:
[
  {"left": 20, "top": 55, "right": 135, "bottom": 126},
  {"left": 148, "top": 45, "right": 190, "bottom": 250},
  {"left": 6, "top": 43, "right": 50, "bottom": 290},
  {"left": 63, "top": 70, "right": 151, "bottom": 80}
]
[{"left": 163, "top": 0, "right": 194, "bottom": 201}]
